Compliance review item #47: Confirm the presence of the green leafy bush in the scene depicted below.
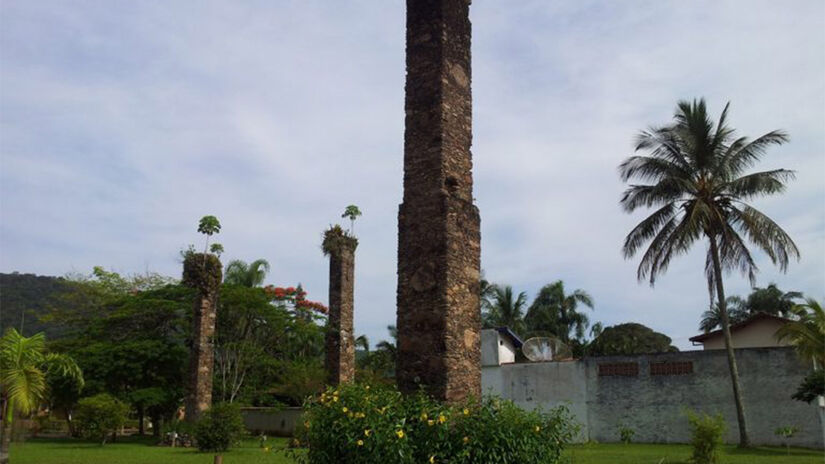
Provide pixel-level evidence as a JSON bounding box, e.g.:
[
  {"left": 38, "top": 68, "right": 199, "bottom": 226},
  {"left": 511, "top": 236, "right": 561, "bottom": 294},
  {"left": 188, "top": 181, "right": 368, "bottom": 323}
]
[
  {"left": 774, "top": 425, "right": 799, "bottom": 455},
  {"left": 686, "top": 410, "right": 726, "bottom": 464},
  {"left": 74, "top": 393, "right": 129, "bottom": 445},
  {"left": 617, "top": 424, "right": 635, "bottom": 444},
  {"left": 194, "top": 402, "right": 245, "bottom": 452},
  {"left": 291, "top": 383, "right": 579, "bottom": 464}
]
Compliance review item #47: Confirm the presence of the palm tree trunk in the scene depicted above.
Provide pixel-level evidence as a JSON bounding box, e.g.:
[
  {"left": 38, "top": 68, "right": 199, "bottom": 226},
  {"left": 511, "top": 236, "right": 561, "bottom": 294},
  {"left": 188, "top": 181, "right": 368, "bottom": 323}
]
[
  {"left": 709, "top": 236, "right": 750, "bottom": 447},
  {"left": 0, "top": 397, "right": 9, "bottom": 464}
]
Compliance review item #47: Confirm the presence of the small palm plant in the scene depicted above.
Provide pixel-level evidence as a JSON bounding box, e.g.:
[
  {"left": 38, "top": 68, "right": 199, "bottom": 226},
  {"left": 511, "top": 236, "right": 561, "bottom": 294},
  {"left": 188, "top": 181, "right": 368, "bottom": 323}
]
[
  {"left": 1, "top": 329, "right": 83, "bottom": 462},
  {"left": 777, "top": 299, "right": 824, "bottom": 368}
]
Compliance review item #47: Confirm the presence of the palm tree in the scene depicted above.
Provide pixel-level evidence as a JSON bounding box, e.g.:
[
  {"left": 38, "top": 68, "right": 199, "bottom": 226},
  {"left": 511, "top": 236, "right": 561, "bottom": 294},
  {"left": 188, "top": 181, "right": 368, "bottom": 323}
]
[
  {"left": 699, "top": 296, "right": 749, "bottom": 333},
  {"left": 743, "top": 283, "right": 803, "bottom": 317},
  {"left": 1, "top": 329, "right": 83, "bottom": 464},
  {"left": 776, "top": 299, "right": 824, "bottom": 368},
  {"left": 524, "top": 280, "right": 594, "bottom": 343},
  {"left": 223, "top": 259, "right": 271, "bottom": 287},
  {"left": 619, "top": 98, "right": 799, "bottom": 446},
  {"left": 479, "top": 273, "right": 497, "bottom": 313},
  {"left": 355, "top": 335, "right": 370, "bottom": 353},
  {"left": 482, "top": 285, "right": 527, "bottom": 336},
  {"left": 375, "top": 325, "right": 397, "bottom": 360},
  {"left": 589, "top": 321, "right": 604, "bottom": 340}
]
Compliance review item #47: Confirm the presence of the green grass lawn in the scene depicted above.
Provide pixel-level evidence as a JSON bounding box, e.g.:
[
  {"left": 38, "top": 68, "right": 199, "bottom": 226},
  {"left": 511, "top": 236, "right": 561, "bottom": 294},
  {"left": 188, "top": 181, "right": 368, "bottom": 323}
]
[
  {"left": 564, "top": 442, "right": 824, "bottom": 464},
  {"left": 11, "top": 436, "right": 823, "bottom": 463},
  {"left": 11, "top": 435, "right": 297, "bottom": 464}
]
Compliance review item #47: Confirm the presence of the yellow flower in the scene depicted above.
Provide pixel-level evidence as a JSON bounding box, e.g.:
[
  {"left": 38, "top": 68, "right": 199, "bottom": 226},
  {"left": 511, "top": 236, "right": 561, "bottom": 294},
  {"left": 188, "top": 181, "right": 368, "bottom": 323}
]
[
  {"left": 463, "top": 408, "right": 470, "bottom": 416},
  {"left": 427, "top": 419, "right": 435, "bottom": 426},
  {"left": 420, "top": 412, "right": 428, "bottom": 421},
  {"left": 264, "top": 446, "right": 271, "bottom": 452},
  {"left": 364, "top": 429, "right": 372, "bottom": 437},
  {"left": 365, "top": 385, "right": 370, "bottom": 390},
  {"left": 462, "top": 436, "right": 469, "bottom": 444},
  {"left": 534, "top": 425, "right": 541, "bottom": 433},
  {"left": 438, "top": 414, "right": 447, "bottom": 424},
  {"left": 342, "top": 407, "right": 348, "bottom": 413},
  {"left": 395, "top": 429, "right": 405, "bottom": 439},
  {"left": 357, "top": 440, "right": 364, "bottom": 447},
  {"left": 333, "top": 396, "right": 339, "bottom": 402},
  {"left": 356, "top": 412, "right": 365, "bottom": 419},
  {"left": 429, "top": 456, "right": 435, "bottom": 463}
]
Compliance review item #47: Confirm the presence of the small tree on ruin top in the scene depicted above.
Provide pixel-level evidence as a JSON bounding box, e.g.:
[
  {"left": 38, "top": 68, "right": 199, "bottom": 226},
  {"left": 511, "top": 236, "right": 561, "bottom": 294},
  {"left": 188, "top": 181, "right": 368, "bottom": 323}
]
[
  {"left": 341, "top": 205, "right": 362, "bottom": 235},
  {"left": 197, "top": 215, "right": 221, "bottom": 254}
]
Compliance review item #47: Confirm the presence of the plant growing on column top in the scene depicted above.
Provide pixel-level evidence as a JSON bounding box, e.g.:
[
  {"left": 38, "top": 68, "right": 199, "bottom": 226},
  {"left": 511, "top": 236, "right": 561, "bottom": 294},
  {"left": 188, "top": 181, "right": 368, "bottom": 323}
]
[{"left": 341, "top": 205, "right": 361, "bottom": 235}]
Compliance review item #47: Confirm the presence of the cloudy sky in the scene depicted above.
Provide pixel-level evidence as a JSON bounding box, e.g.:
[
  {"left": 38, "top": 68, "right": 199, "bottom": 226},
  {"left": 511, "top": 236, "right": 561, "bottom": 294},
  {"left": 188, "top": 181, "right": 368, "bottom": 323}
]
[{"left": 2, "top": 0, "right": 823, "bottom": 349}]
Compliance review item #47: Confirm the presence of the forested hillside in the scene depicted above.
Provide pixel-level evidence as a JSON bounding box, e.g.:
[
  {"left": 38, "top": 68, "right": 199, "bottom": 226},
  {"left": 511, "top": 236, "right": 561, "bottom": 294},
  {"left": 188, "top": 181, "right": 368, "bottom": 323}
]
[{"left": 0, "top": 272, "right": 70, "bottom": 338}]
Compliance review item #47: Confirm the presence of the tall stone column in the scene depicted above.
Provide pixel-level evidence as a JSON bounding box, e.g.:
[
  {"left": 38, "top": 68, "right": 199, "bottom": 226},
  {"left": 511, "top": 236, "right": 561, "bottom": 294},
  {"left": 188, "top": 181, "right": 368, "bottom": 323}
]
[
  {"left": 396, "top": 0, "right": 481, "bottom": 402},
  {"left": 323, "top": 226, "right": 358, "bottom": 385},
  {"left": 182, "top": 253, "right": 222, "bottom": 422}
]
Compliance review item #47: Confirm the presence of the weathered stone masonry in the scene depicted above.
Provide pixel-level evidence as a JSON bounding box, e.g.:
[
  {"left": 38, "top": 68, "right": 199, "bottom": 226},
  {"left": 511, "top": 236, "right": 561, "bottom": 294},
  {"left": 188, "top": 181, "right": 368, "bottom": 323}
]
[
  {"left": 397, "top": 0, "right": 481, "bottom": 402},
  {"left": 182, "top": 253, "right": 222, "bottom": 422},
  {"left": 323, "top": 227, "right": 358, "bottom": 385}
]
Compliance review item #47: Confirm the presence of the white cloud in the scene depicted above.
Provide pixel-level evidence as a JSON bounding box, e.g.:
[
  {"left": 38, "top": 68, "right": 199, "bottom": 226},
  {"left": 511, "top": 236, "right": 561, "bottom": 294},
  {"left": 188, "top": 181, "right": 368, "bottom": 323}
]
[{"left": 1, "top": 0, "right": 823, "bottom": 349}]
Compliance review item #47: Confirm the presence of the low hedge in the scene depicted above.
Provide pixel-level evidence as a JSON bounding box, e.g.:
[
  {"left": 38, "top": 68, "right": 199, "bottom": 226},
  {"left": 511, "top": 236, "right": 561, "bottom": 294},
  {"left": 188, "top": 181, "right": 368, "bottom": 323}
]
[{"left": 291, "top": 383, "right": 579, "bottom": 464}]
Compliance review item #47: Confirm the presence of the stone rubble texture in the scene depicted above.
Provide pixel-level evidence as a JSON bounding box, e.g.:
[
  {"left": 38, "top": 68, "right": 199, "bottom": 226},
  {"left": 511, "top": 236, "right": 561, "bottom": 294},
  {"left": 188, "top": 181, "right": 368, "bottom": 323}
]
[
  {"left": 325, "top": 241, "right": 357, "bottom": 385},
  {"left": 397, "top": 0, "right": 481, "bottom": 403},
  {"left": 182, "top": 253, "right": 222, "bottom": 422}
]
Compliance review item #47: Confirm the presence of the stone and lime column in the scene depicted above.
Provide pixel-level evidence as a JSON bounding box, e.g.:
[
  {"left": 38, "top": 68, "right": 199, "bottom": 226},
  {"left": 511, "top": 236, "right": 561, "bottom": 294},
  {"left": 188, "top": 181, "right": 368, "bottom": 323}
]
[
  {"left": 182, "top": 253, "right": 222, "bottom": 422},
  {"left": 396, "top": 0, "right": 481, "bottom": 403},
  {"left": 323, "top": 226, "right": 358, "bottom": 385}
]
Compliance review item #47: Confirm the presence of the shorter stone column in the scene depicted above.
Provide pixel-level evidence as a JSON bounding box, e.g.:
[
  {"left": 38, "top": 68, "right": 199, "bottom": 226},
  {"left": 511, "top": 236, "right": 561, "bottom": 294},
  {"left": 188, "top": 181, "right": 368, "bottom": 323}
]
[
  {"left": 182, "top": 253, "right": 222, "bottom": 423},
  {"left": 323, "top": 226, "right": 358, "bottom": 385}
]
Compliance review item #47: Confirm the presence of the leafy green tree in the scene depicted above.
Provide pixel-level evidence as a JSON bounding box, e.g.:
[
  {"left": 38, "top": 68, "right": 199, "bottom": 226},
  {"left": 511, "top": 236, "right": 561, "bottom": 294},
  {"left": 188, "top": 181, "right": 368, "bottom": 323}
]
[
  {"left": 791, "top": 369, "right": 824, "bottom": 404},
  {"left": 589, "top": 321, "right": 604, "bottom": 339},
  {"left": 355, "top": 335, "right": 369, "bottom": 353},
  {"left": 482, "top": 285, "right": 527, "bottom": 336},
  {"left": 46, "top": 366, "right": 84, "bottom": 436},
  {"left": 194, "top": 402, "right": 245, "bottom": 452},
  {"left": 525, "top": 281, "right": 594, "bottom": 343},
  {"left": 210, "top": 243, "right": 225, "bottom": 257},
  {"left": 777, "top": 299, "right": 824, "bottom": 368},
  {"left": 588, "top": 323, "right": 677, "bottom": 356},
  {"left": 479, "top": 273, "right": 496, "bottom": 313},
  {"left": 0, "top": 329, "right": 83, "bottom": 463},
  {"left": 357, "top": 326, "right": 397, "bottom": 384},
  {"left": 58, "top": 284, "right": 192, "bottom": 435},
  {"left": 198, "top": 215, "right": 222, "bottom": 254},
  {"left": 214, "top": 285, "right": 287, "bottom": 403},
  {"left": 743, "top": 283, "right": 803, "bottom": 316},
  {"left": 699, "top": 296, "right": 749, "bottom": 333},
  {"left": 375, "top": 325, "right": 397, "bottom": 358},
  {"left": 341, "top": 205, "right": 362, "bottom": 234},
  {"left": 619, "top": 98, "right": 799, "bottom": 446},
  {"left": 223, "top": 259, "right": 271, "bottom": 287},
  {"left": 74, "top": 393, "right": 129, "bottom": 445}
]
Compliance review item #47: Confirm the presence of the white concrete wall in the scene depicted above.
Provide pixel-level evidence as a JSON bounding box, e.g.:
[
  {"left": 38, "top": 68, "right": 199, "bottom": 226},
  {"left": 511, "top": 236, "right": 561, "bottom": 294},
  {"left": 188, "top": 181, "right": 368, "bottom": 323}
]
[
  {"left": 481, "top": 329, "right": 517, "bottom": 366},
  {"left": 499, "top": 337, "right": 516, "bottom": 364},
  {"left": 481, "top": 347, "right": 823, "bottom": 449}
]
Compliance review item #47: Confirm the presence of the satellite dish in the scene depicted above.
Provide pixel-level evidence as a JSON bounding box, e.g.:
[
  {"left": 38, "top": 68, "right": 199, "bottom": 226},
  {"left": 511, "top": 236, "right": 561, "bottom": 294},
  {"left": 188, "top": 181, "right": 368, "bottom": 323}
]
[{"left": 522, "top": 336, "right": 572, "bottom": 362}]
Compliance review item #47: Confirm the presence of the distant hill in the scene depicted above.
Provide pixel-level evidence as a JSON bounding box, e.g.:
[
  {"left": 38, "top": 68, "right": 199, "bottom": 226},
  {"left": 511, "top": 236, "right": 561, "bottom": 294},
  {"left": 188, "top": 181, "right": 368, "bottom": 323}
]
[{"left": 0, "top": 272, "right": 72, "bottom": 338}]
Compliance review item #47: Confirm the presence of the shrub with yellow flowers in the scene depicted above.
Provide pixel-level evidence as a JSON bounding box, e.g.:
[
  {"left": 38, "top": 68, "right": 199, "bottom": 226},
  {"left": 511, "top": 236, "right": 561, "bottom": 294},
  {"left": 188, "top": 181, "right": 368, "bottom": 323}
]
[{"left": 289, "top": 383, "right": 578, "bottom": 464}]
